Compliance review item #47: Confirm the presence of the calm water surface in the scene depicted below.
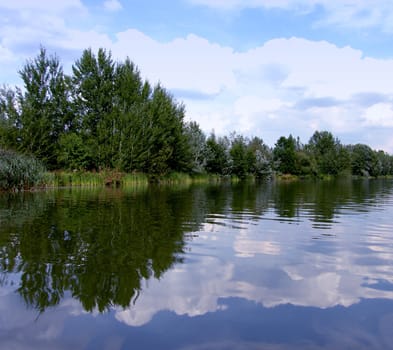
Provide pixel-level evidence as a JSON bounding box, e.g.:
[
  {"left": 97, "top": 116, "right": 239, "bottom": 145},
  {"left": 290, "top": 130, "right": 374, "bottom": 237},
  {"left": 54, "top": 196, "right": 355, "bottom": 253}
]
[{"left": 1, "top": 179, "right": 393, "bottom": 349}]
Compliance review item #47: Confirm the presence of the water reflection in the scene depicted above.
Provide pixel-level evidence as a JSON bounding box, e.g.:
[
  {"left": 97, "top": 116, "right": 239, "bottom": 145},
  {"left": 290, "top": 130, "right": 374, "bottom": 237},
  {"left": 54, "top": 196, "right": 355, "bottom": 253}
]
[
  {"left": 1, "top": 179, "right": 393, "bottom": 349},
  {"left": 0, "top": 187, "right": 200, "bottom": 312}
]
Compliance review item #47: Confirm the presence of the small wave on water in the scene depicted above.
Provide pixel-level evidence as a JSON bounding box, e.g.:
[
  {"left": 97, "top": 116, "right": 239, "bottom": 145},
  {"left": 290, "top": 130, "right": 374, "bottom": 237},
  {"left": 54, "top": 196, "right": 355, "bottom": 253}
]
[{"left": 2, "top": 179, "right": 393, "bottom": 350}]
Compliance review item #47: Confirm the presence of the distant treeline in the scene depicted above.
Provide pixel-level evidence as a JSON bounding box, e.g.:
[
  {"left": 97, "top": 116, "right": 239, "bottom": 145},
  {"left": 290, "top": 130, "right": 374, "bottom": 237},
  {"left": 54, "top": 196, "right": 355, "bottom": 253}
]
[{"left": 1, "top": 47, "right": 393, "bottom": 179}]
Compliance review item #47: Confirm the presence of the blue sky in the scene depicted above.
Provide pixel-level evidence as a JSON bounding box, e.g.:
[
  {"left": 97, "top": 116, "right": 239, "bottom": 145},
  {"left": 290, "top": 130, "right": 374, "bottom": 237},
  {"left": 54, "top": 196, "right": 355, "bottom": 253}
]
[{"left": 1, "top": 0, "right": 393, "bottom": 151}]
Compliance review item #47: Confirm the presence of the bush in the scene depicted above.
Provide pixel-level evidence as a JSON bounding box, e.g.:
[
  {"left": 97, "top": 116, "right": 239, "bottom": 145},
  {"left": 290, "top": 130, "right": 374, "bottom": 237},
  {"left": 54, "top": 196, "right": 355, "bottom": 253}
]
[{"left": 0, "top": 149, "right": 46, "bottom": 191}]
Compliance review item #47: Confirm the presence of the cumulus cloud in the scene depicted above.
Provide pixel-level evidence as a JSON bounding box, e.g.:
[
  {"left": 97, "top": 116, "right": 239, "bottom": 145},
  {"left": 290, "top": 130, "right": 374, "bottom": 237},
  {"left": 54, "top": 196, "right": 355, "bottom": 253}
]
[
  {"left": 2, "top": 1, "right": 393, "bottom": 151},
  {"left": 108, "top": 32, "right": 393, "bottom": 149},
  {"left": 0, "top": 0, "right": 90, "bottom": 67},
  {"left": 362, "top": 103, "right": 393, "bottom": 127},
  {"left": 14, "top": 30, "right": 393, "bottom": 148},
  {"left": 112, "top": 30, "right": 236, "bottom": 95}
]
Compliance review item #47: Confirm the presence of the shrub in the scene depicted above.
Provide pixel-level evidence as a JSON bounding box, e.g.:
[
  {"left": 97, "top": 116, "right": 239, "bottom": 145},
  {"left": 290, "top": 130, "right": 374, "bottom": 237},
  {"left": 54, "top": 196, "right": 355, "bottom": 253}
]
[{"left": 0, "top": 149, "right": 46, "bottom": 191}]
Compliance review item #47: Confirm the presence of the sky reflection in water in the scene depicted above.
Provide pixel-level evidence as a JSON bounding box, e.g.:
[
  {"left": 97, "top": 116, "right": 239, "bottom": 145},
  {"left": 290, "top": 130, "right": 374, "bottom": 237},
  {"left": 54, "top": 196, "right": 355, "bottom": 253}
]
[{"left": 1, "top": 179, "right": 393, "bottom": 349}]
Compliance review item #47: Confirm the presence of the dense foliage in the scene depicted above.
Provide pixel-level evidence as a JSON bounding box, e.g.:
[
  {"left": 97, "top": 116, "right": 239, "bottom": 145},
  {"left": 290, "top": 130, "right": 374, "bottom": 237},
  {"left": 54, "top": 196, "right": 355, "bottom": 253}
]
[
  {"left": 0, "top": 148, "right": 45, "bottom": 191},
  {"left": 0, "top": 47, "right": 189, "bottom": 176},
  {"left": 1, "top": 47, "right": 393, "bottom": 179}
]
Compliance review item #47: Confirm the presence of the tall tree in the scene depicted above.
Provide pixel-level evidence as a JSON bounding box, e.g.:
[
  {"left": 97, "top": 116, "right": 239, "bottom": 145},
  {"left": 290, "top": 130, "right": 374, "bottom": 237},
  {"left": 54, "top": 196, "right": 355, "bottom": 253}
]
[
  {"left": 375, "top": 150, "right": 393, "bottom": 176},
  {"left": 118, "top": 80, "right": 152, "bottom": 172},
  {"left": 350, "top": 144, "right": 377, "bottom": 177},
  {"left": 16, "top": 47, "right": 71, "bottom": 168},
  {"left": 143, "top": 85, "right": 190, "bottom": 175},
  {"left": 230, "top": 134, "right": 254, "bottom": 178},
  {"left": 115, "top": 58, "right": 144, "bottom": 170},
  {"left": 0, "top": 86, "right": 20, "bottom": 149},
  {"left": 273, "top": 135, "right": 297, "bottom": 174},
  {"left": 204, "top": 133, "right": 230, "bottom": 175},
  {"left": 248, "top": 136, "right": 272, "bottom": 178},
  {"left": 307, "top": 131, "right": 350, "bottom": 175},
  {"left": 184, "top": 121, "right": 206, "bottom": 173},
  {"left": 72, "top": 48, "right": 116, "bottom": 169}
]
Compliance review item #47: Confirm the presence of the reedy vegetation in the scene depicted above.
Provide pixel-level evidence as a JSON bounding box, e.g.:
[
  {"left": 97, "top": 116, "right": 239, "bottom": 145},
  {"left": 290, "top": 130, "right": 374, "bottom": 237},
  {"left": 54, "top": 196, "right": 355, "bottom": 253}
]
[
  {"left": 1, "top": 47, "right": 393, "bottom": 190},
  {"left": 0, "top": 149, "right": 45, "bottom": 190}
]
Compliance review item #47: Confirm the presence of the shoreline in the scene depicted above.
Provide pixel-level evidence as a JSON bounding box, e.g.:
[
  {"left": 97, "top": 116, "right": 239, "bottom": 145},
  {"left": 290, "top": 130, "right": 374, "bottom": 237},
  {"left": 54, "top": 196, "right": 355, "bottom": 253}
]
[{"left": 2, "top": 170, "right": 392, "bottom": 193}]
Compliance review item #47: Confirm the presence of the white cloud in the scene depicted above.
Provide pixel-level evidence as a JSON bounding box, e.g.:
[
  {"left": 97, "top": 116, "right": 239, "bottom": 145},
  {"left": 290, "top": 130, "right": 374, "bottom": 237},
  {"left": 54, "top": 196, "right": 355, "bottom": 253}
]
[
  {"left": 112, "top": 30, "right": 236, "bottom": 95},
  {"left": 56, "top": 29, "right": 113, "bottom": 51},
  {"left": 246, "top": 38, "right": 393, "bottom": 100},
  {"left": 362, "top": 103, "right": 393, "bottom": 127},
  {"left": 91, "top": 32, "right": 393, "bottom": 151},
  {"left": 0, "top": 0, "right": 89, "bottom": 68},
  {"left": 111, "top": 32, "right": 393, "bottom": 150},
  {"left": 2, "top": 1, "right": 393, "bottom": 151},
  {"left": 103, "top": 0, "right": 122, "bottom": 12},
  {"left": 233, "top": 97, "right": 289, "bottom": 133}
]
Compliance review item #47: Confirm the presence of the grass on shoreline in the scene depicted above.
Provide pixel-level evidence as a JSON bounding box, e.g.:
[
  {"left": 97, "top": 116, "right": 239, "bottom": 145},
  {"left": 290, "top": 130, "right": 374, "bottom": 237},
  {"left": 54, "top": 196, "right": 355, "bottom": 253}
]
[
  {"left": 38, "top": 171, "right": 240, "bottom": 190},
  {"left": 44, "top": 171, "right": 149, "bottom": 189},
  {"left": 5, "top": 167, "right": 391, "bottom": 193}
]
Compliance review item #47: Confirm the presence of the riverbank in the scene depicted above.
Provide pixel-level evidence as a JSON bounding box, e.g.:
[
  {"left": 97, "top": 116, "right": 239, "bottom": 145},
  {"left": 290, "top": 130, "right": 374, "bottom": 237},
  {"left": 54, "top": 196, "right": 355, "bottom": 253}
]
[
  {"left": 2, "top": 168, "right": 392, "bottom": 193},
  {"left": 34, "top": 171, "right": 236, "bottom": 191}
]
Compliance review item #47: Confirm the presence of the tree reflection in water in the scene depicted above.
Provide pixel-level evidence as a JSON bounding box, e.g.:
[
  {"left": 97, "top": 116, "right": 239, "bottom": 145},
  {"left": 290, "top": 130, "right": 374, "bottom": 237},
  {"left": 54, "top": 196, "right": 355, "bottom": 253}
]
[{"left": 0, "top": 179, "right": 392, "bottom": 313}]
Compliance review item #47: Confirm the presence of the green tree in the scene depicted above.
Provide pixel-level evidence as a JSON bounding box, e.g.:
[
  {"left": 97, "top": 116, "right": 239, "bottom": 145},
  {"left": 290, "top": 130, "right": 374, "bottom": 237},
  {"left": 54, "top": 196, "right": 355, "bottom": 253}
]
[
  {"left": 117, "top": 80, "right": 152, "bottom": 172},
  {"left": 375, "top": 150, "right": 393, "bottom": 176},
  {"left": 307, "top": 131, "right": 350, "bottom": 176},
  {"left": 57, "top": 133, "right": 94, "bottom": 170},
  {"left": 295, "top": 150, "right": 314, "bottom": 176},
  {"left": 204, "top": 133, "right": 230, "bottom": 175},
  {"left": 350, "top": 144, "right": 377, "bottom": 177},
  {"left": 248, "top": 136, "right": 272, "bottom": 178},
  {"left": 114, "top": 58, "right": 144, "bottom": 171},
  {"left": 184, "top": 121, "right": 206, "bottom": 173},
  {"left": 273, "top": 135, "right": 297, "bottom": 174},
  {"left": 17, "top": 47, "right": 71, "bottom": 168},
  {"left": 142, "top": 85, "right": 190, "bottom": 175},
  {"left": 229, "top": 134, "right": 254, "bottom": 178},
  {"left": 0, "top": 85, "right": 20, "bottom": 148},
  {"left": 72, "top": 48, "right": 116, "bottom": 169}
]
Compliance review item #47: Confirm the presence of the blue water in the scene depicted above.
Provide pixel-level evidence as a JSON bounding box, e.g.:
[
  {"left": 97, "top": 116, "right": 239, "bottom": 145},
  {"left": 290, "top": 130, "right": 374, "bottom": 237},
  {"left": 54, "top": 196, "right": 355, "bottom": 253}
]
[{"left": 1, "top": 179, "right": 393, "bottom": 349}]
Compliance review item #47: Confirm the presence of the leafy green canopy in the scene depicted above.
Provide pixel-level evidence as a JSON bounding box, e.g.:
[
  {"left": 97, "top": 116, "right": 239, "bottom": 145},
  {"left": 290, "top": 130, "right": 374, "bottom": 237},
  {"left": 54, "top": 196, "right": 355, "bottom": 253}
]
[
  {"left": 1, "top": 47, "right": 392, "bottom": 178},
  {"left": 1, "top": 47, "right": 190, "bottom": 175}
]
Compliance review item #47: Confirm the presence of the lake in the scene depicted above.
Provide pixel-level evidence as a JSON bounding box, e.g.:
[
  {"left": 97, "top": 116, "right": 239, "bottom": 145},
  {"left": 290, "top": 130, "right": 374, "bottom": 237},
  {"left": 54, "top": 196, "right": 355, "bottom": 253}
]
[{"left": 1, "top": 179, "right": 393, "bottom": 349}]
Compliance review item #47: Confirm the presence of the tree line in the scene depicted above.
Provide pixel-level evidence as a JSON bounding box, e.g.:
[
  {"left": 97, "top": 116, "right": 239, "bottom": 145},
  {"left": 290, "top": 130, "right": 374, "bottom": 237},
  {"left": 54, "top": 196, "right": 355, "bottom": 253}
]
[{"left": 1, "top": 47, "right": 393, "bottom": 179}]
